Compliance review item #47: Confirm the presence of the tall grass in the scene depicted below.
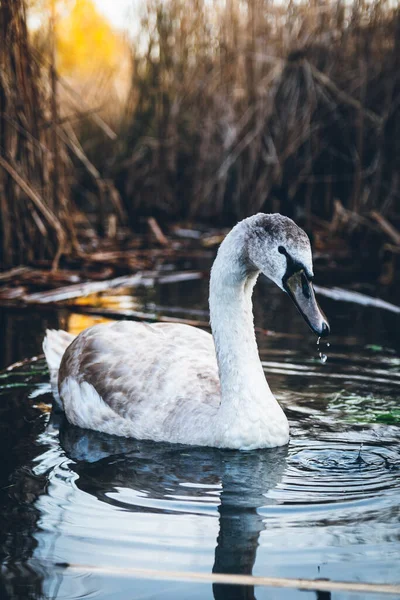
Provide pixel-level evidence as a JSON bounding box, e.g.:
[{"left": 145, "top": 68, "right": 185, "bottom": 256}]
[
  {"left": 0, "top": 0, "right": 77, "bottom": 268},
  {"left": 105, "top": 0, "right": 400, "bottom": 227},
  {"left": 0, "top": 0, "right": 126, "bottom": 269}
]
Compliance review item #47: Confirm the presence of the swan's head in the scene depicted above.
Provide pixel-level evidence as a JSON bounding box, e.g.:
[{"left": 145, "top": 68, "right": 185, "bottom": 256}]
[{"left": 244, "top": 213, "right": 330, "bottom": 337}]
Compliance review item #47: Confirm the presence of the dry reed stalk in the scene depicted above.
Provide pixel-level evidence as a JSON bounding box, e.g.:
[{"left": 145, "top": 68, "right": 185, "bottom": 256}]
[
  {"left": 0, "top": 0, "right": 127, "bottom": 269},
  {"left": 0, "top": 0, "right": 74, "bottom": 268},
  {"left": 104, "top": 0, "right": 399, "bottom": 230}
]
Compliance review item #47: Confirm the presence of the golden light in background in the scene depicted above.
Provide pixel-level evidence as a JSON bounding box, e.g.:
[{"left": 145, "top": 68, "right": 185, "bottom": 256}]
[
  {"left": 29, "top": 0, "right": 132, "bottom": 110},
  {"left": 57, "top": 1, "right": 127, "bottom": 77}
]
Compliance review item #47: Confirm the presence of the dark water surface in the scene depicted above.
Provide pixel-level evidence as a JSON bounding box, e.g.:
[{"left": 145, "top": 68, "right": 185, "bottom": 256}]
[{"left": 0, "top": 268, "right": 399, "bottom": 599}]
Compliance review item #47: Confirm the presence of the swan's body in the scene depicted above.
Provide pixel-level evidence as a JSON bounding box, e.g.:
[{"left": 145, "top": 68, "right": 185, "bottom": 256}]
[{"left": 44, "top": 213, "right": 329, "bottom": 450}]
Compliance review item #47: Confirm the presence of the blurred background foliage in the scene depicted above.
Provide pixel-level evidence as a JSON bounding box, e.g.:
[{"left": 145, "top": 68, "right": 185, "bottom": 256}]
[
  {"left": 56, "top": 0, "right": 126, "bottom": 78},
  {"left": 0, "top": 0, "right": 399, "bottom": 283}
]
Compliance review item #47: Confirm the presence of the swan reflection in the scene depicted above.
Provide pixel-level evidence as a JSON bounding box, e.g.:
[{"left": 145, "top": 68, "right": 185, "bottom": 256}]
[{"left": 59, "top": 421, "right": 328, "bottom": 599}]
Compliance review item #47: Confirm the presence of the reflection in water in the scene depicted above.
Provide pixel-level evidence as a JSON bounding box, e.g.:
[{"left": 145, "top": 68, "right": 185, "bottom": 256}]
[
  {"left": 60, "top": 423, "right": 289, "bottom": 600},
  {"left": 0, "top": 383, "right": 51, "bottom": 600},
  {"left": 212, "top": 448, "right": 287, "bottom": 600}
]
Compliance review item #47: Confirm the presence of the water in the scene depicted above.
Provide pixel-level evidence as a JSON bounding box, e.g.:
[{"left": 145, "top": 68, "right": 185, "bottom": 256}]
[{"left": 0, "top": 267, "right": 399, "bottom": 600}]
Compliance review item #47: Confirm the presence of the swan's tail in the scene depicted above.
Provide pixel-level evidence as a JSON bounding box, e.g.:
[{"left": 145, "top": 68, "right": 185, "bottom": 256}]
[{"left": 43, "top": 329, "right": 76, "bottom": 408}]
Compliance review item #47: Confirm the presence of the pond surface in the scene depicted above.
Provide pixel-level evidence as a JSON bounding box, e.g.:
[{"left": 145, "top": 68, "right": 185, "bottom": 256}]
[{"left": 0, "top": 263, "right": 399, "bottom": 600}]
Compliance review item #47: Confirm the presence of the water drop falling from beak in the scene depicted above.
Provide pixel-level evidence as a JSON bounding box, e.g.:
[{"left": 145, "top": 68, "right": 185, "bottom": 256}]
[{"left": 317, "top": 336, "right": 328, "bottom": 364}]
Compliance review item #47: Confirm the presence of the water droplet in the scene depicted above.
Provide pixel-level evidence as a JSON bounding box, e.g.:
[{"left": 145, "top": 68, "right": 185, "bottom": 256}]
[
  {"left": 317, "top": 337, "right": 328, "bottom": 363},
  {"left": 326, "top": 342, "right": 330, "bottom": 348}
]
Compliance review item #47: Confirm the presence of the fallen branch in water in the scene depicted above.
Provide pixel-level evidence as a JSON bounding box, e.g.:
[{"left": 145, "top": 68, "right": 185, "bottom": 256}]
[
  {"left": 23, "top": 274, "right": 151, "bottom": 304},
  {"left": 21, "top": 271, "right": 203, "bottom": 304},
  {"left": 60, "top": 563, "right": 400, "bottom": 595},
  {"left": 314, "top": 285, "right": 400, "bottom": 314},
  {"left": 0, "top": 267, "right": 33, "bottom": 282}
]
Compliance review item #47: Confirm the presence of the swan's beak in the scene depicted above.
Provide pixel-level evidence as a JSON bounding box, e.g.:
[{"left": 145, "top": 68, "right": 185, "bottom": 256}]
[{"left": 284, "top": 270, "right": 330, "bottom": 337}]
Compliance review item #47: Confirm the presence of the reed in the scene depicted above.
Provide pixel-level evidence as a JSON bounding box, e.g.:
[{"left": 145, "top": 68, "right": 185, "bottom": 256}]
[
  {"left": 0, "top": 0, "right": 126, "bottom": 269},
  {"left": 109, "top": 0, "right": 400, "bottom": 228},
  {"left": 0, "top": 0, "right": 75, "bottom": 268}
]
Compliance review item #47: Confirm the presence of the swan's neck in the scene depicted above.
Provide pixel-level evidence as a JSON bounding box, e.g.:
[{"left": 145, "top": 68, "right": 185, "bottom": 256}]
[
  {"left": 209, "top": 231, "right": 288, "bottom": 448},
  {"left": 210, "top": 248, "right": 269, "bottom": 410}
]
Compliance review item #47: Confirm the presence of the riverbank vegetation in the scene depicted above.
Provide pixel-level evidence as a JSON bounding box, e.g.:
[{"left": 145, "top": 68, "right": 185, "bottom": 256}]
[{"left": 0, "top": 0, "right": 399, "bottom": 289}]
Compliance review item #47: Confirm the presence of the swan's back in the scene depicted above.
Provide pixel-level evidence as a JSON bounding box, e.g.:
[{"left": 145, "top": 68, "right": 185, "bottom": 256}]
[{"left": 56, "top": 321, "right": 221, "bottom": 442}]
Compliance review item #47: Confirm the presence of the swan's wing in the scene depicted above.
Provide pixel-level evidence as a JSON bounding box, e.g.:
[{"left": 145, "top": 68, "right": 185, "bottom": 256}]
[{"left": 58, "top": 321, "right": 220, "bottom": 424}]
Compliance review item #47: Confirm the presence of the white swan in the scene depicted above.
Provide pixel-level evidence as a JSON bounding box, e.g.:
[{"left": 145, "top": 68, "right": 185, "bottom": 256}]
[{"left": 43, "top": 213, "right": 329, "bottom": 450}]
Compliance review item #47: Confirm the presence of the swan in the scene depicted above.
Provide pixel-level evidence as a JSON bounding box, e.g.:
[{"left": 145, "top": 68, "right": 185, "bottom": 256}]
[{"left": 43, "top": 213, "right": 329, "bottom": 450}]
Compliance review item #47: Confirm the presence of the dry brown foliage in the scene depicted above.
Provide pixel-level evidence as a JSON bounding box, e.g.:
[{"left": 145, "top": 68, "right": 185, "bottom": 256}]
[
  {"left": 0, "top": 0, "right": 76, "bottom": 267},
  {"left": 110, "top": 0, "right": 400, "bottom": 228},
  {"left": 0, "top": 0, "right": 126, "bottom": 268}
]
